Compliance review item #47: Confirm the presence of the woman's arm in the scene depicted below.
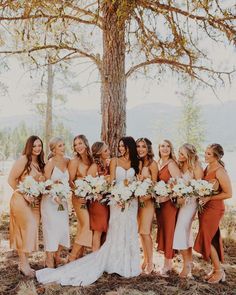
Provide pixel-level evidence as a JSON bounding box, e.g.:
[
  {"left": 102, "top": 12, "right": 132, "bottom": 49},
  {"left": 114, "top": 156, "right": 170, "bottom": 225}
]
[
  {"left": 109, "top": 158, "right": 117, "bottom": 183},
  {"left": 8, "top": 156, "right": 27, "bottom": 190},
  {"left": 44, "top": 160, "right": 54, "bottom": 180},
  {"left": 68, "top": 158, "right": 78, "bottom": 188},
  {"left": 168, "top": 161, "right": 181, "bottom": 178},
  {"left": 194, "top": 162, "right": 204, "bottom": 180}
]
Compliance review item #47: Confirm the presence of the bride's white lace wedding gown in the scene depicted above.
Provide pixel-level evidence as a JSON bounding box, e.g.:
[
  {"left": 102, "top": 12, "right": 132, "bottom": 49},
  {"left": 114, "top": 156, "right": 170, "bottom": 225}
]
[{"left": 36, "top": 166, "right": 141, "bottom": 286}]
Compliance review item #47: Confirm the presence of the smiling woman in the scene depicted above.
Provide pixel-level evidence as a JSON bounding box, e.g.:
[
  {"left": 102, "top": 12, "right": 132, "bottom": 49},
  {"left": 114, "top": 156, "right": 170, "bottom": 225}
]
[{"left": 8, "top": 135, "right": 45, "bottom": 277}]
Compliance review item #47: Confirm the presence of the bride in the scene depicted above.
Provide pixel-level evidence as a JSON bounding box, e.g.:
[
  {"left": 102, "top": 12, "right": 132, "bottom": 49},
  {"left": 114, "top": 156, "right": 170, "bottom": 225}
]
[{"left": 36, "top": 136, "right": 141, "bottom": 286}]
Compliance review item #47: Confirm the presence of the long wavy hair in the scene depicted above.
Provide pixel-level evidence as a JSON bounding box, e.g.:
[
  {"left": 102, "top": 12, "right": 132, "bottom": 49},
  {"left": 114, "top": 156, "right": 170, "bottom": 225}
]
[
  {"left": 22, "top": 135, "right": 45, "bottom": 175},
  {"left": 136, "top": 137, "right": 154, "bottom": 167},
  {"left": 73, "top": 134, "right": 93, "bottom": 165},
  {"left": 158, "top": 139, "right": 176, "bottom": 161},
  {"left": 91, "top": 141, "right": 109, "bottom": 173},
  {"left": 208, "top": 143, "right": 225, "bottom": 168},
  {"left": 118, "top": 136, "right": 139, "bottom": 174},
  {"left": 178, "top": 143, "right": 199, "bottom": 172}
]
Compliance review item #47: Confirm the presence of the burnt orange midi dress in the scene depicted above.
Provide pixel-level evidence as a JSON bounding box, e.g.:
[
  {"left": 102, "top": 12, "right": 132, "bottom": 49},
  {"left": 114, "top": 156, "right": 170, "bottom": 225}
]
[
  {"left": 88, "top": 163, "right": 109, "bottom": 233},
  {"left": 194, "top": 167, "right": 225, "bottom": 262},
  {"left": 156, "top": 164, "right": 178, "bottom": 259}
]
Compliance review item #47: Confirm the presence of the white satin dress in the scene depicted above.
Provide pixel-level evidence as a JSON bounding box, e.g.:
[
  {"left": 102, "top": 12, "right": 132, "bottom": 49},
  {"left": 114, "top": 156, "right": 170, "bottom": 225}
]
[
  {"left": 41, "top": 166, "right": 70, "bottom": 251},
  {"left": 36, "top": 166, "right": 141, "bottom": 286},
  {"left": 173, "top": 171, "right": 197, "bottom": 250}
]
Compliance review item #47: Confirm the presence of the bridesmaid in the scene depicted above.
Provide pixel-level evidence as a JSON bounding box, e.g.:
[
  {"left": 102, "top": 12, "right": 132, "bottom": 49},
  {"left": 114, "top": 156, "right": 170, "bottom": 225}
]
[
  {"left": 194, "top": 144, "right": 232, "bottom": 284},
  {"left": 68, "top": 134, "right": 93, "bottom": 262},
  {"left": 136, "top": 138, "right": 158, "bottom": 274},
  {"left": 8, "top": 135, "right": 45, "bottom": 277},
  {"left": 41, "top": 137, "right": 70, "bottom": 268},
  {"left": 173, "top": 143, "right": 203, "bottom": 278},
  {"left": 87, "top": 141, "right": 110, "bottom": 251},
  {"left": 156, "top": 139, "right": 181, "bottom": 276}
]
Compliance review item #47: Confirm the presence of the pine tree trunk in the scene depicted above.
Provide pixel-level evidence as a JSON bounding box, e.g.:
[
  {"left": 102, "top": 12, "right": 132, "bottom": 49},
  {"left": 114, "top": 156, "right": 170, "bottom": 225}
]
[
  {"left": 45, "top": 62, "right": 53, "bottom": 156},
  {"left": 101, "top": 2, "right": 126, "bottom": 156}
]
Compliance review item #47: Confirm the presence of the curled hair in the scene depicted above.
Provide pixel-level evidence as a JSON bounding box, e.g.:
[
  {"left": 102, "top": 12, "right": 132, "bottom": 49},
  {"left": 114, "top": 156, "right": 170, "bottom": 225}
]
[
  {"left": 136, "top": 137, "right": 154, "bottom": 166},
  {"left": 73, "top": 134, "right": 93, "bottom": 165},
  {"left": 91, "top": 141, "right": 106, "bottom": 162},
  {"left": 178, "top": 143, "right": 199, "bottom": 172},
  {"left": 208, "top": 143, "right": 225, "bottom": 167},
  {"left": 118, "top": 136, "right": 139, "bottom": 174},
  {"left": 22, "top": 135, "right": 45, "bottom": 175},
  {"left": 48, "top": 136, "right": 64, "bottom": 160},
  {"left": 158, "top": 139, "right": 176, "bottom": 161}
]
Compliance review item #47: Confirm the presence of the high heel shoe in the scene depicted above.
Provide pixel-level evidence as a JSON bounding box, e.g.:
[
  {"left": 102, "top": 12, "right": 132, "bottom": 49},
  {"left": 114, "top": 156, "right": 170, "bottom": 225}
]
[
  {"left": 207, "top": 269, "right": 226, "bottom": 284},
  {"left": 145, "top": 262, "right": 155, "bottom": 274},
  {"left": 159, "top": 266, "right": 171, "bottom": 278},
  {"left": 141, "top": 261, "right": 147, "bottom": 272},
  {"left": 54, "top": 256, "right": 67, "bottom": 267},
  {"left": 66, "top": 253, "right": 77, "bottom": 263},
  {"left": 204, "top": 269, "right": 214, "bottom": 280},
  {"left": 18, "top": 265, "right": 35, "bottom": 278},
  {"left": 179, "top": 263, "right": 193, "bottom": 279}
]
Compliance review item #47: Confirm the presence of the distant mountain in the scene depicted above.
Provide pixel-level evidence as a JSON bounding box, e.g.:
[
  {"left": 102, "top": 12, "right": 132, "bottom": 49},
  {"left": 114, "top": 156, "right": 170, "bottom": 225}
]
[{"left": 1, "top": 101, "right": 236, "bottom": 149}]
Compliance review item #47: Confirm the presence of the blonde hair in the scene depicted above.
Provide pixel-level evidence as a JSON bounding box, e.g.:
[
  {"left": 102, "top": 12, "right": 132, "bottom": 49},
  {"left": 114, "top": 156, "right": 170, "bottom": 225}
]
[
  {"left": 158, "top": 139, "right": 176, "bottom": 161},
  {"left": 48, "top": 137, "right": 64, "bottom": 160},
  {"left": 178, "top": 143, "right": 199, "bottom": 172},
  {"left": 208, "top": 143, "right": 225, "bottom": 168}
]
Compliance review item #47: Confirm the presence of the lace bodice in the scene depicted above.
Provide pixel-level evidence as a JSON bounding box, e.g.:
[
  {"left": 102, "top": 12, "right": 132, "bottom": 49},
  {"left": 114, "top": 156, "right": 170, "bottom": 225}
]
[{"left": 115, "top": 166, "right": 135, "bottom": 183}]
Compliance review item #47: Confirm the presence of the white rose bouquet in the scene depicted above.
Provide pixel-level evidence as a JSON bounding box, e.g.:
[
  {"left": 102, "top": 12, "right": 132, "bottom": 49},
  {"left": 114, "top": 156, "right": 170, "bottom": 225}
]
[
  {"left": 153, "top": 180, "right": 172, "bottom": 208},
  {"left": 74, "top": 176, "right": 110, "bottom": 208},
  {"left": 17, "top": 175, "right": 42, "bottom": 207},
  {"left": 109, "top": 180, "right": 137, "bottom": 212},
  {"left": 47, "top": 179, "right": 71, "bottom": 211},
  {"left": 190, "top": 179, "right": 214, "bottom": 212},
  {"left": 170, "top": 178, "right": 193, "bottom": 208},
  {"left": 134, "top": 178, "right": 153, "bottom": 208},
  {"left": 84, "top": 175, "right": 110, "bottom": 202}
]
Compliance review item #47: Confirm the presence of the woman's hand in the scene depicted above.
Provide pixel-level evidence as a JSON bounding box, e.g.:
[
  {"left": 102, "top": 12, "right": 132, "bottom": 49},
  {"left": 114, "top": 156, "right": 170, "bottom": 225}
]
[
  {"left": 198, "top": 196, "right": 211, "bottom": 206},
  {"left": 177, "top": 197, "right": 185, "bottom": 206},
  {"left": 158, "top": 195, "right": 169, "bottom": 203},
  {"left": 23, "top": 194, "right": 35, "bottom": 204}
]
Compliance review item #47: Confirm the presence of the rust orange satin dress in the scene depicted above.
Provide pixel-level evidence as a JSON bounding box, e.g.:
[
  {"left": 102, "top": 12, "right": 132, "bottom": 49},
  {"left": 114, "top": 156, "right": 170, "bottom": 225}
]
[
  {"left": 88, "top": 162, "right": 109, "bottom": 233},
  {"left": 9, "top": 166, "right": 42, "bottom": 253},
  {"left": 156, "top": 164, "right": 178, "bottom": 259},
  {"left": 194, "top": 167, "right": 225, "bottom": 262},
  {"left": 72, "top": 162, "right": 92, "bottom": 247}
]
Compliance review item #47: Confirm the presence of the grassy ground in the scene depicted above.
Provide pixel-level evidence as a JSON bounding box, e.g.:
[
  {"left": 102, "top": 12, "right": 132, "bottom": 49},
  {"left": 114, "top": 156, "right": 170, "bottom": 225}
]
[{"left": 0, "top": 208, "right": 236, "bottom": 295}]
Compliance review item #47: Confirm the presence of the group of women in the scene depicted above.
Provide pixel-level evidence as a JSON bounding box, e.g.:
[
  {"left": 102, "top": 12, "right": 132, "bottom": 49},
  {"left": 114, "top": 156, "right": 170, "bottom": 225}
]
[{"left": 8, "top": 134, "right": 232, "bottom": 286}]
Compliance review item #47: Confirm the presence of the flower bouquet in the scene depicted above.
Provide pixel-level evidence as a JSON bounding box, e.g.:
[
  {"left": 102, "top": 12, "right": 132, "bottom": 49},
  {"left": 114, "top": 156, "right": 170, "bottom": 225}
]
[
  {"left": 153, "top": 180, "right": 172, "bottom": 208},
  {"left": 169, "top": 178, "right": 193, "bottom": 208},
  {"left": 134, "top": 178, "right": 153, "bottom": 208},
  {"left": 190, "top": 179, "right": 214, "bottom": 212},
  {"left": 109, "top": 179, "right": 137, "bottom": 211},
  {"left": 17, "top": 175, "right": 42, "bottom": 207},
  {"left": 46, "top": 179, "right": 71, "bottom": 211}
]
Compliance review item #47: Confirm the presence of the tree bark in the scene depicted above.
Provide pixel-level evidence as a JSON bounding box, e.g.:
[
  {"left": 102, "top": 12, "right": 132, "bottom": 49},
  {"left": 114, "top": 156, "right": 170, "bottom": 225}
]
[
  {"left": 101, "top": 2, "right": 126, "bottom": 156},
  {"left": 45, "top": 61, "right": 53, "bottom": 156}
]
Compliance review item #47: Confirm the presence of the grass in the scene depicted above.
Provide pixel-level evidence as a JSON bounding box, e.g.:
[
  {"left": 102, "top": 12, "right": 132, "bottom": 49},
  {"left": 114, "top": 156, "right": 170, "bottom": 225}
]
[{"left": 0, "top": 210, "right": 236, "bottom": 295}]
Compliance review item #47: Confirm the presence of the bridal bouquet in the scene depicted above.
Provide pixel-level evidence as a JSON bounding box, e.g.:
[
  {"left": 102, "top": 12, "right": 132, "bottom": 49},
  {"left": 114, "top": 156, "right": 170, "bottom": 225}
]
[
  {"left": 190, "top": 179, "right": 214, "bottom": 212},
  {"left": 169, "top": 178, "right": 193, "bottom": 207},
  {"left": 153, "top": 180, "right": 172, "bottom": 208},
  {"left": 46, "top": 179, "right": 71, "bottom": 211},
  {"left": 109, "top": 180, "right": 137, "bottom": 211},
  {"left": 17, "top": 175, "right": 42, "bottom": 207},
  {"left": 134, "top": 178, "right": 153, "bottom": 208}
]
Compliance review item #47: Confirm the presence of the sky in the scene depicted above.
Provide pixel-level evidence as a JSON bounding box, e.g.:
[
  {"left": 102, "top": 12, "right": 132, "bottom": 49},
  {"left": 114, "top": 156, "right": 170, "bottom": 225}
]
[{"left": 0, "top": 40, "right": 236, "bottom": 117}]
